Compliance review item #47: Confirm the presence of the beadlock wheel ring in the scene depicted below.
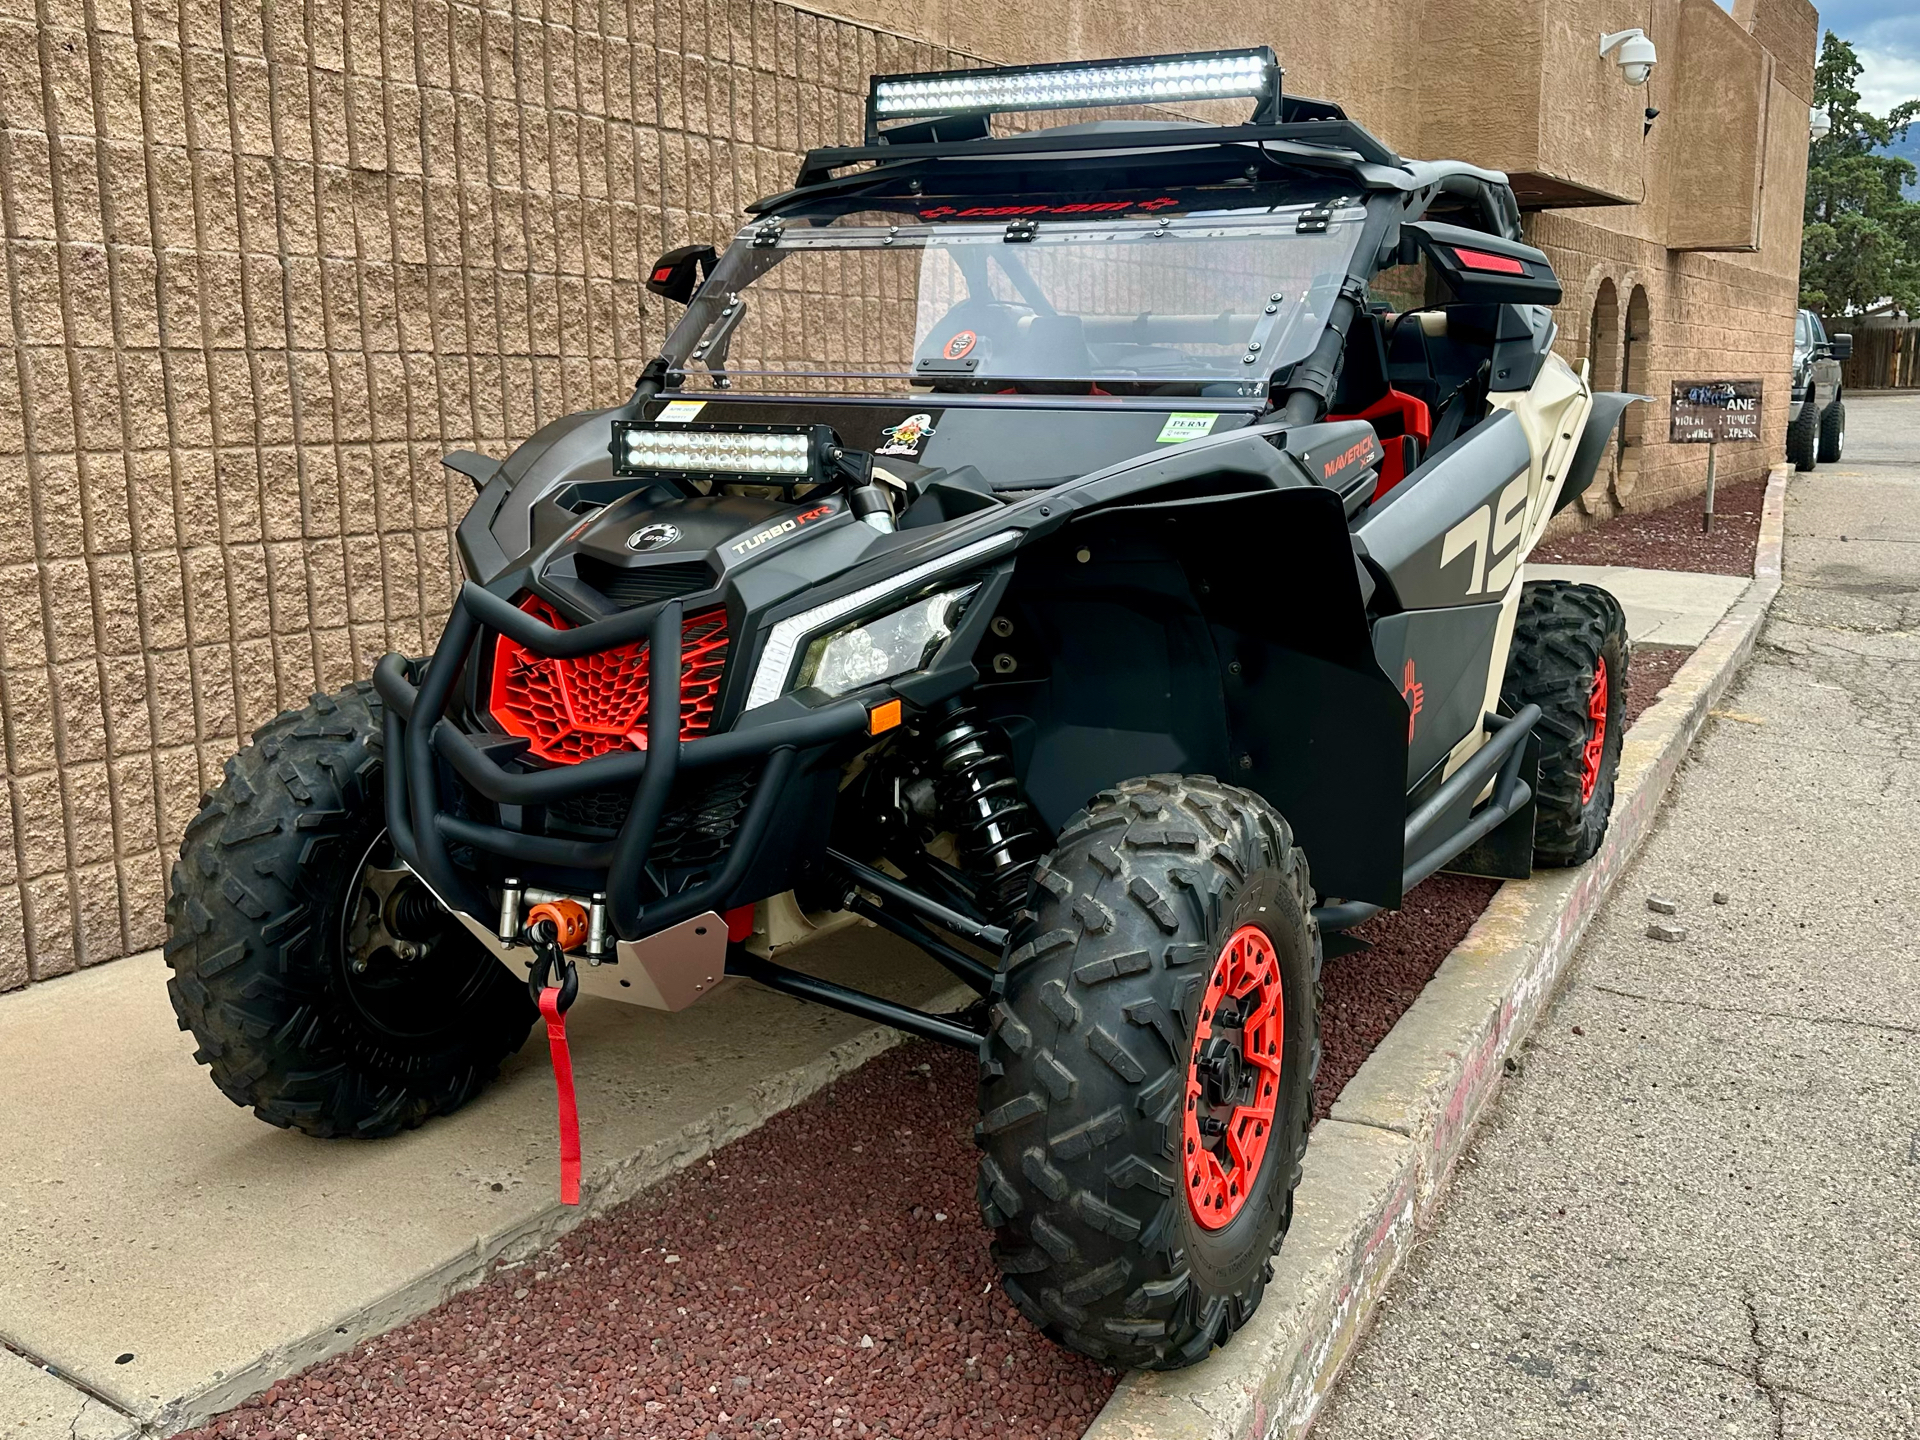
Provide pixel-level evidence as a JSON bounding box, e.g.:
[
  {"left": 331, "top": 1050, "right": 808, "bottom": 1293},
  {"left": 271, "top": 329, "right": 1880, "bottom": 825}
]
[
  {"left": 1579, "top": 656, "right": 1610, "bottom": 804},
  {"left": 1182, "top": 923, "right": 1285, "bottom": 1230}
]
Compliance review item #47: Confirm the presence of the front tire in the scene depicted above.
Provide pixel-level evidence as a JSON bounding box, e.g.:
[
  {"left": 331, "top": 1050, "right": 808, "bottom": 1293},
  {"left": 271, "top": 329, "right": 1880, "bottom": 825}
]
[
  {"left": 1502, "top": 582, "right": 1630, "bottom": 867},
  {"left": 165, "top": 682, "right": 536, "bottom": 1138},
  {"left": 975, "top": 775, "right": 1320, "bottom": 1370},
  {"left": 1817, "top": 397, "right": 1845, "bottom": 463},
  {"left": 1786, "top": 400, "right": 1819, "bottom": 471}
]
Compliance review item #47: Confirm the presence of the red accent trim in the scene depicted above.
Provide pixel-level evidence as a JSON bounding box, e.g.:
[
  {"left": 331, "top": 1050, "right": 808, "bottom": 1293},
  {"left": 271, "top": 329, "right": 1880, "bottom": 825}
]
[
  {"left": 1183, "top": 924, "right": 1285, "bottom": 1230},
  {"left": 1453, "top": 246, "right": 1526, "bottom": 275},
  {"left": 488, "top": 595, "right": 729, "bottom": 764},
  {"left": 1400, "top": 659, "right": 1425, "bottom": 742},
  {"left": 539, "top": 987, "right": 582, "bottom": 1206},
  {"left": 724, "top": 903, "right": 756, "bottom": 942},
  {"left": 1580, "top": 656, "right": 1609, "bottom": 804},
  {"left": 652, "top": 265, "right": 676, "bottom": 282},
  {"left": 1327, "top": 389, "right": 1433, "bottom": 501}
]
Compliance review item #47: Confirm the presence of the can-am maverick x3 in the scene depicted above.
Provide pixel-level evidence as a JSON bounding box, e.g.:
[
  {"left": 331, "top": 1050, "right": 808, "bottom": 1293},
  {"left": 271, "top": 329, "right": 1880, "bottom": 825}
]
[{"left": 167, "top": 48, "right": 1638, "bottom": 1369}]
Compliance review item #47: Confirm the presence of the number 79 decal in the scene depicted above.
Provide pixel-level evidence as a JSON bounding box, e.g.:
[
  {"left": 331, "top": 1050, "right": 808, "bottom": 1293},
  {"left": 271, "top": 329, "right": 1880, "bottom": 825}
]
[{"left": 1439, "top": 474, "right": 1531, "bottom": 597}]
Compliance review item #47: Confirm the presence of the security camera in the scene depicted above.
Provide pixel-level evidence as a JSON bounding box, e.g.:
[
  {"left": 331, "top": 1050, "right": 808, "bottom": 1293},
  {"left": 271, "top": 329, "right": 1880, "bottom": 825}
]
[
  {"left": 1809, "top": 106, "right": 1833, "bottom": 141},
  {"left": 1600, "top": 28, "right": 1657, "bottom": 86}
]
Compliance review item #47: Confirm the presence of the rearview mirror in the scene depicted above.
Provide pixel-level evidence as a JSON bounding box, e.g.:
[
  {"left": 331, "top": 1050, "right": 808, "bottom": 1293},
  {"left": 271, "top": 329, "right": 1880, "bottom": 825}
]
[
  {"left": 1829, "top": 332, "right": 1853, "bottom": 361},
  {"left": 646, "top": 245, "right": 717, "bottom": 305}
]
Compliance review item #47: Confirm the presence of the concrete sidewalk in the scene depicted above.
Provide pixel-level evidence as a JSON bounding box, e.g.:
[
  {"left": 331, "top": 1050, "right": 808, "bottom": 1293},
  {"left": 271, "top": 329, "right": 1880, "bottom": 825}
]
[
  {"left": 1523, "top": 562, "right": 1749, "bottom": 647},
  {"left": 1316, "top": 394, "right": 1920, "bottom": 1437},
  {"left": 0, "top": 926, "right": 955, "bottom": 1436}
]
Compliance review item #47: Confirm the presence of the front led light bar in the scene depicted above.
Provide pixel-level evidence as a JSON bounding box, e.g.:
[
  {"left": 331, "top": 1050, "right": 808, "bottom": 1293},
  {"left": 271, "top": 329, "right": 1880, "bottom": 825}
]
[
  {"left": 612, "top": 421, "right": 822, "bottom": 481},
  {"left": 868, "top": 48, "right": 1279, "bottom": 132}
]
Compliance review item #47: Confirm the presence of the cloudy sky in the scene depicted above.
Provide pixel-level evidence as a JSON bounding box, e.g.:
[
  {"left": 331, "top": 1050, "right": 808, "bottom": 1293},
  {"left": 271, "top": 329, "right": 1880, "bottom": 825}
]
[
  {"left": 1814, "top": 0, "right": 1920, "bottom": 116},
  {"left": 1789, "top": 0, "right": 1920, "bottom": 183}
]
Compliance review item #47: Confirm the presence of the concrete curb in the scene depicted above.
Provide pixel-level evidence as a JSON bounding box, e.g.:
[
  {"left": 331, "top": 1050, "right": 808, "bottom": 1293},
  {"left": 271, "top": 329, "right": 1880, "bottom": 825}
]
[
  {"left": 1086, "top": 464, "right": 1789, "bottom": 1440},
  {"left": 131, "top": 981, "right": 974, "bottom": 1436}
]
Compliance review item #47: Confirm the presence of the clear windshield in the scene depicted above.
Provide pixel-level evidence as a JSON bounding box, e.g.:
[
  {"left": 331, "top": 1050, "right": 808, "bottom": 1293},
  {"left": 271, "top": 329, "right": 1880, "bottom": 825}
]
[{"left": 662, "top": 207, "right": 1367, "bottom": 395}]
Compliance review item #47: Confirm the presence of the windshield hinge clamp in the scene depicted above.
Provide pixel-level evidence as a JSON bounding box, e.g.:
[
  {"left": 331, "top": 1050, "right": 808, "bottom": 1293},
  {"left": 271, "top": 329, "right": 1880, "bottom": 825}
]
[
  {"left": 1003, "top": 217, "right": 1038, "bottom": 244},
  {"left": 751, "top": 220, "right": 784, "bottom": 248},
  {"left": 1297, "top": 196, "right": 1358, "bottom": 234}
]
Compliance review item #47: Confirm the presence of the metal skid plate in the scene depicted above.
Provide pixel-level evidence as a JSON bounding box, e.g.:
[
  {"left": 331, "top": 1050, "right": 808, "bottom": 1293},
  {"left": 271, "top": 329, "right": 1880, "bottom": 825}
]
[{"left": 455, "top": 909, "right": 732, "bottom": 1010}]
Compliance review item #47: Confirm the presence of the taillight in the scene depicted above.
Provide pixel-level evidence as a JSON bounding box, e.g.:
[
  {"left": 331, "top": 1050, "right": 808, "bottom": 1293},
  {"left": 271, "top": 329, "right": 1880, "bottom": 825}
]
[{"left": 488, "top": 595, "right": 729, "bottom": 764}]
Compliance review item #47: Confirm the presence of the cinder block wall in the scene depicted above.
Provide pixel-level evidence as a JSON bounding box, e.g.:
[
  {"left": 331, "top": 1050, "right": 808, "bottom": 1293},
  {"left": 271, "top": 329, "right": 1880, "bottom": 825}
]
[{"left": 0, "top": 0, "right": 965, "bottom": 986}]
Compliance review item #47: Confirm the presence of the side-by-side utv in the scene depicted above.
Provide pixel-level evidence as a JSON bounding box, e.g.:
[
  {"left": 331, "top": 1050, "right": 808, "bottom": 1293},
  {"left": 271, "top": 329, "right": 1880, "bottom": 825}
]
[{"left": 167, "top": 48, "right": 1636, "bottom": 1369}]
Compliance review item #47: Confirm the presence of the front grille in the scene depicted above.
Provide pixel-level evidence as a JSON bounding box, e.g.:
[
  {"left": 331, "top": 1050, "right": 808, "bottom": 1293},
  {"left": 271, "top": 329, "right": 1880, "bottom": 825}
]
[
  {"left": 488, "top": 594, "right": 729, "bottom": 764},
  {"left": 577, "top": 557, "right": 715, "bottom": 608},
  {"left": 549, "top": 767, "right": 757, "bottom": 871}
]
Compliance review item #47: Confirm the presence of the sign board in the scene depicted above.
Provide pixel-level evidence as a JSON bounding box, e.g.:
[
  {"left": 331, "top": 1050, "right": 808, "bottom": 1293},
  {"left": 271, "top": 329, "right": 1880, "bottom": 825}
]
[{"left": 1670, "top": 379, "right": 1762, "bottom": 444}]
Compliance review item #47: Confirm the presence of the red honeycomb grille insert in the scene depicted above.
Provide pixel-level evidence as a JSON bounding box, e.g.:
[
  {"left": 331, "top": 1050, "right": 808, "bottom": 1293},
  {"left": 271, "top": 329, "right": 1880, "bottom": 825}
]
[{"left": 487, "top": 595, "right": 730, "bottom": 764}]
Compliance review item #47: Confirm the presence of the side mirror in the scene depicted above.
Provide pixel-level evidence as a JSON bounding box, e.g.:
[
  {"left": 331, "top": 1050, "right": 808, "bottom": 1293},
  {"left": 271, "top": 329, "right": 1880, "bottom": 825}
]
[
  {"left": 1828, "top": 332, "right": 1853, "bottom": 361},
  {"left": 646, "top": 245, "right": 717, "bottom": 305},
  {"left": 1401, "top": 220, "right": 1562, "bottom": 307}
]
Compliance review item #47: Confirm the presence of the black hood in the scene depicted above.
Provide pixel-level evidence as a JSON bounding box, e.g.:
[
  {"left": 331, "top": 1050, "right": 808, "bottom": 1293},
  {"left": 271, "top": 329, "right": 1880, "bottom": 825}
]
[{"left": 538, "top": 489, "right": 863, "bottom": 618}]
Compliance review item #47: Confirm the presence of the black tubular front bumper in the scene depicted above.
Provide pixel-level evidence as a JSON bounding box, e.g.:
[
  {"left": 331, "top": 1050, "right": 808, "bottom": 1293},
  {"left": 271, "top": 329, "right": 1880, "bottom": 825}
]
[{"left": 372, "top": 580, "right": 871, "bottom": 942}]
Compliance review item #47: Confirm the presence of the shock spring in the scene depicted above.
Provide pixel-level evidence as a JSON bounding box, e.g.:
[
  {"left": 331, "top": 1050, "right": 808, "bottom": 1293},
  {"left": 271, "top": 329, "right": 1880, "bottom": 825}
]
[{"left": 929, "top": 699, "right": 1043, "bottom": 926}]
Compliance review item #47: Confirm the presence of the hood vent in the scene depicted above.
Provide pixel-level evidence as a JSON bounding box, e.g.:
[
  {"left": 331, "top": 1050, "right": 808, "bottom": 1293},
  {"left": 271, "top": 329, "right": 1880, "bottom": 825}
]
[{"left": 576, "top": 556, "right": 715, "bottom": 609}]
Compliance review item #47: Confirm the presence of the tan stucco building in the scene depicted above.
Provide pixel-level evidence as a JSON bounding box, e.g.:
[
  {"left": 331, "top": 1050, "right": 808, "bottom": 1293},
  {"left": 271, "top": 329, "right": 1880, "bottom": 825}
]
[{"left": 0, "top": 0, "right": 1815, "bottom": 985}]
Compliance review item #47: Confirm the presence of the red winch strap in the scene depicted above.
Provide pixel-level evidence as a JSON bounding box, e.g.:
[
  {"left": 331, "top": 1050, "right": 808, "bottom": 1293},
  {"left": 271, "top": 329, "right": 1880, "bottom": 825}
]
[{"left": 538, "top": 986, "right": 582, "bottom": 1206}]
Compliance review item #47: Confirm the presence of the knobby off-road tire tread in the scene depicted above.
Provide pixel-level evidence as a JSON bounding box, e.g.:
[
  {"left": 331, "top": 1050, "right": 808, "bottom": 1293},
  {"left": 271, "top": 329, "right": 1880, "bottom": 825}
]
[
  {"left": 1817, "top": 398, "right": 1845, "bottom": 464},
  {"left": 164, "top": 682, "right": 534, "bottom": 1138},
  {"left": 1786, "top": 399, "right": 1819, "bottom": 471},
  {"left": 974, "top": 775, "right": 1321, "bottom": 1370},
  {"left": 1501, "top": 581, "right": 1630, "bottom": 867}
]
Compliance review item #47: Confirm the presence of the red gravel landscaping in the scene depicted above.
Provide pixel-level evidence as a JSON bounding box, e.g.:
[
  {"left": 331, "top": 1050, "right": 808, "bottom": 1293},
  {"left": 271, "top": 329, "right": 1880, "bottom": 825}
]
[
  {"left": 1625, "top": 647, "right": 1691, "bottom": 727},
  {"left": 1532, "top": 475, "right": 1766, "bottom": 575},
  {"left": 180, "top": 1043, "right": 1115, "bottom": 1440}
]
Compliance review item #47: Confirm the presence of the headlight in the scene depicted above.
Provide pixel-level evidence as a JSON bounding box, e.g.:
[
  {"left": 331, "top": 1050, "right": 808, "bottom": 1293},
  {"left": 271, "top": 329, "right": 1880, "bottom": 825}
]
[
  {"left": 796, "top": 588, "right": 975, "bottom": 698},
  {"left": 743, "top": 529, "right": 1021, "bottom": 710}
]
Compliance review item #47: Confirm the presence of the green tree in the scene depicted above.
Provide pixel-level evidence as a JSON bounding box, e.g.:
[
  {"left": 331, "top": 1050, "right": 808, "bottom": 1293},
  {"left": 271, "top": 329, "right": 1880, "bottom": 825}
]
[{"left": 1801, "top": 33, "right": 1920, "bottom": 315}]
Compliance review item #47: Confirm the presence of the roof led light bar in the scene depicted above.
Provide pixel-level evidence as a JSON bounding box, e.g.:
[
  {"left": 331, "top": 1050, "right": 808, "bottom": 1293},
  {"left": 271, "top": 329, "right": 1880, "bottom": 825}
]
[
  {"left": 613, "top": 421, "right": 820, "bottom": 480},
  {"left": 866, "top": 48, "right": 1280, "bottom": 139}
]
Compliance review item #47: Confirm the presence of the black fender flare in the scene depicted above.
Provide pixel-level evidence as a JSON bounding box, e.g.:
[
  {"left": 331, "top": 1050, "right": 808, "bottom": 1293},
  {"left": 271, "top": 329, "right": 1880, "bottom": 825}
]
[{"left": 1554, "top": 392, "right": 1648, "bottom": 515}]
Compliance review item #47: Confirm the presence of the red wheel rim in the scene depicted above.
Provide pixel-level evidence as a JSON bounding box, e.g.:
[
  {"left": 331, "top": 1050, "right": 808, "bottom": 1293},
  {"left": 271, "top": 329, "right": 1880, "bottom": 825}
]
[
  {"left": 1579, "top": 657, "right": 1609, "bottom": 804},
  {"left": 1182, "top": 924, "right": 1285, "bottom": 1230}
]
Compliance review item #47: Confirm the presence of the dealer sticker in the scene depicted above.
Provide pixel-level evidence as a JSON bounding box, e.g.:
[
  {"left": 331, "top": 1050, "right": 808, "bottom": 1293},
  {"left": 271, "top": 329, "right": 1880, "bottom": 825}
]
[
  {"left": 1155, "top": 412, "right": 1218, "bottom": 443},
  {"left": 655, "top": 399, "right": 706, "bottom": 422}
]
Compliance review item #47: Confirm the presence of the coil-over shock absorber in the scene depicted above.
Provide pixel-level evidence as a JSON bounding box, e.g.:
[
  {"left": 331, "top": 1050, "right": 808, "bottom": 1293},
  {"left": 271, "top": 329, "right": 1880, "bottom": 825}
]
[{"left": 928, "top": 698, "right": 1045, "bottom": 927}]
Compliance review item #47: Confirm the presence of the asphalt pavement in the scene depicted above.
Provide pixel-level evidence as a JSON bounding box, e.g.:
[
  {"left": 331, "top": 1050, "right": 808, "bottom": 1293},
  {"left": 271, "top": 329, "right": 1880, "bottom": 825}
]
[{"left": 1314, "top": 392, "right": 1920, "bottom": 1439}]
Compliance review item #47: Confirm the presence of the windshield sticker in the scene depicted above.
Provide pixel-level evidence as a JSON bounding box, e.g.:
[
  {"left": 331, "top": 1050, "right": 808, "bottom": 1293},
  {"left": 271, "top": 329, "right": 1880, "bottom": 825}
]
[
  {"left": 656, "top": 399, "right": 706, "bottom": 423},
  {"left": 876, "top": 412, "right": 940, "bottom": 459},
  {"left": 942, "top": 331, "right": 977, "bottom": 361},
  {"left": 918, "top": 198, "right": 1180, "bottom": 221},
  {"left": 1156, "top": 412, "right": 1219, "bottom": 444}
]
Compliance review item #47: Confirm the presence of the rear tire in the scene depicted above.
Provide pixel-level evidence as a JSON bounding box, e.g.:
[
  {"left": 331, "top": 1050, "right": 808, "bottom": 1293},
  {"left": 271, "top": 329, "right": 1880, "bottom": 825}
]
[
  {"left": 1817, "top": 397, "right": 1845, "bottom": 463},
  {"left": 1786, "top": 401, "right": 1818, "bottom": 471},
  {"left": 165, "top": 682, "right": 535, "bottom": 1138},
  {"left": 975, "top": 774, "right": 1320, "bottom": 1370},
  {"left": 1501, "top": 582, "right": 1630, "bottom": 867}
]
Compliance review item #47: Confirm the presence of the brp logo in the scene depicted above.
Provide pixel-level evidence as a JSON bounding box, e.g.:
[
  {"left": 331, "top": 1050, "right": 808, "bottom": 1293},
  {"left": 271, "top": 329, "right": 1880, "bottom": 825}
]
[{"left": 626, "top": 522, "right": 681, "bottom": 552}]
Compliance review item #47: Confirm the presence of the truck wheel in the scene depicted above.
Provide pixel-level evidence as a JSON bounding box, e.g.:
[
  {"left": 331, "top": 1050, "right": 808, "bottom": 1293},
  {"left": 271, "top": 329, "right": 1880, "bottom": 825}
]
[
  {"left": 165, "top": 682, "right": 535, "bottom": 1138},
  {"left": 1786, "top": 401, "right": 1818, "bottom": 471},
  {"left": 1502, "top": 581, "right": 1630, "bottom": 867},
  {"left": 1817, "top": 398, "right": 1845, "bottom": 463},
  {"left": 975, "top": 775, "right": 1320, "bottom": 1370}
]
